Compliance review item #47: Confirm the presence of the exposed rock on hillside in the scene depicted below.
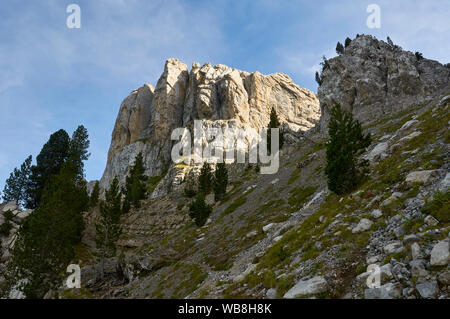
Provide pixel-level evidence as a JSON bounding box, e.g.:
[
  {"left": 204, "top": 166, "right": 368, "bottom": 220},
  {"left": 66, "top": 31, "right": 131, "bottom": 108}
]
[
  {"left": 100, "top": 59, "right": 320, "bottom": 192},
  {"left": 318, "top": 35, "right": 450, "bottom": 133}
]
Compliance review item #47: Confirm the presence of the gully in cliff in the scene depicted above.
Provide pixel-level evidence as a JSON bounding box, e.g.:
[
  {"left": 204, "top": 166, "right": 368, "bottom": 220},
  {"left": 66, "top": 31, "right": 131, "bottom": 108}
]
[{"left": 171, "top": 120, "right": 280, "bottom": 174}]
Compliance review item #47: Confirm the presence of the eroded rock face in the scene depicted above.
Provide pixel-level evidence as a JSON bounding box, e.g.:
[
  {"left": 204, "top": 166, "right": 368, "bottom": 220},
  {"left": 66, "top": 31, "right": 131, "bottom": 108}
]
[
  {"left": 100, "top": 58, "right": 320, "bottom": 193},
  {"left": 318, "top": 35, "right": 450, "bottom": 133}
]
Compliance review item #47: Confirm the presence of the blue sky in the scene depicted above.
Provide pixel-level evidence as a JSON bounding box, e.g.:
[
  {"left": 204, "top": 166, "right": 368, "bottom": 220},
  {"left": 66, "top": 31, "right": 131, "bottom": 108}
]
[{"left": 0, "top": 0, "right": 449, "bottom": 190}]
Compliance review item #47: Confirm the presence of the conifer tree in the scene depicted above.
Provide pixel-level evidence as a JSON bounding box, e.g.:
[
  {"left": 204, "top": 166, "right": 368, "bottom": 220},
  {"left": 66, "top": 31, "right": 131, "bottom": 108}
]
[
  {"left": 344, "top": 37, "right": 352, "bottom": 48},
  {"left": 189, "top": 194, "right": 212, "bottom": 227},
  {"left": 315, "top": 71, "right": 322, "bottom": 86},
  {"left": 7, "top": 163, "right": 89, "bottom": 298},
  {"left": 89, "top": 181, "right": 100, "bottom": 208},
  {"left": 26, "top": 129, "right": 71, "bottom": 208},
  {"left": 267, "top": 107, "right": 284, "bottom": 154},
  {"left": 122, "top": 152, "right": 147, "bottom": 211},
  {"left": 336, "top": 41, "right": 344, "bottom": 55},
  {"left": 68, "top": 125, "right": 91, "bottom": 179},
  {"left": 325, "top": 104, "right": 372, "bottom": 194},
  {"left": 96, "top": 177, "right": 123, "bottom": 278},
  {"left": 198, "top": 162, "right": 213, "bottom": 195},
  {"left": 213, "top": 162, "right": 228, "bottom": 202},
  {"left": 2, "top": 155, "right": 32, "bottom": 207},
  {"left": 184, "top": 169, "right": 197, "bottom": 198}
]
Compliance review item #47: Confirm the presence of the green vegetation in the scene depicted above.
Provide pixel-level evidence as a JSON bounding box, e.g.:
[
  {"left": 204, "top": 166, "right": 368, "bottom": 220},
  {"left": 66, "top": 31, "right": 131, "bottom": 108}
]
[
  {"left": 336, "top": 41, "right": 344, "bottom": 55},
  {"left": 96, "top": 177, "right": 123, "bottom": 278},
  {"left": 89, "top": 181, "right": 100, "bottom": 208},
  {"left": 189, "top": 194, "right": 212, "bottom": 227},
  {"left": 287, "top": 186, "right": 317, "bottom": 212},
  {"left": 267, "top": 107, "right": 284, "bottom": 153},
  {"left": 122, "top": 152, "right": 147, "bottom": 212},
  {"left": 325, "top": 104, "right": 372, "bottom": 194},
  {"left": 2, "top": 155, "right": 32, "bottom": 206},
  {"left": 221, "top": 194, "right": 247, "bottom": 217},
  {"left": 198, "top": 162, "right": 213, "bottom": 195},
  {"left": 344, "top": 37, "right": 352, "bottom": 48},
  {"left": 7, "top": 163, "right": 89, "bottom": 298},
  {"left": 0, "top": 210, "right": 14, "bottom": 236},
  {"left": 421, "top": 190, "right": 449, "bottom": 223},
  {"left": 213, "top": 162, "right": 228, "bottom": 202}
]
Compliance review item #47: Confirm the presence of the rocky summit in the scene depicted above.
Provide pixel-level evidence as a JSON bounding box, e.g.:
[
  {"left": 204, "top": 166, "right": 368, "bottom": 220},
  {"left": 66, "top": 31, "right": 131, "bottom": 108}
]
[
  {"left": 1, "top": 34, "right": 449, "bottom": 300},
  {"left": 100, "top": 59, "right": 320, "bottom": 194}
]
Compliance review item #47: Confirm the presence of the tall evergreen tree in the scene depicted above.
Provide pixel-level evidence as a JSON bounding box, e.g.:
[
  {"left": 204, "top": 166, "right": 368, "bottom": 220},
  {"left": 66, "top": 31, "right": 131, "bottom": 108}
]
[
  {"left": 315, "top": 71, "right": 322, "bottom": 86},
  {"left": 2, "top": 155, "right": 32, "bottom": 207},
  {"left": 336, "top": 41, "right": 344, "bottom": 55},
  {"left": 68, "top": 125, "right": 91, "bottom": 179},
  {"left": 89, "top": 181, "right": 100, "bottom": 208},
  {"left": 122, "top": 152, "right": 147, "bottom": 211},
  {"left": 189, "top": 194, "right": 212, "bottom": 227},
  {"left": 325, "top": 104, "right": 372, "bottom": 195},
  {"left": 198, "top": 162, "right": 213, "bottom": 195},
  {"left": 6, "top": 163, "right": 89, "bottom": 298},
  {"left": 344, "top": 37, "right": 352, "bottom": 48},
  {"left": 267, "top": 107, "right": 284, "bottom": 154},
  {"left": 96, "top": 177, "right": 122, "bottom": 278},
  {"left": 26, "top": 129, "right": 71, "bottom": 208},
  {"left": 213, "top": 162, "right": 228, "bottom": 202}
]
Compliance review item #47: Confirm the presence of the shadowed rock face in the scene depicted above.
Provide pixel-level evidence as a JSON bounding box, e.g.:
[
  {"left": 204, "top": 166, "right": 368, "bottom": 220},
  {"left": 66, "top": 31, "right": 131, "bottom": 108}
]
[
  {"left": 100, "top": 58, "right": 320, "bottom": 192},
  {"left": 318, "top": 35, "right": 450, "bottom": 133}
]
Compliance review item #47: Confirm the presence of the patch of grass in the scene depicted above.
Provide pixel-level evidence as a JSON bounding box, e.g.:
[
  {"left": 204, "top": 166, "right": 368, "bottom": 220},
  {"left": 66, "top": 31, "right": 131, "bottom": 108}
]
[
  {"left": 421, "top": 190, "right": 450, "bottom": 223},
  {"left": 287, "top": 186, "right": 317, "bottom": 212},
  {"left": 221, "top": 194, "right": 247, "bottom": 217}
]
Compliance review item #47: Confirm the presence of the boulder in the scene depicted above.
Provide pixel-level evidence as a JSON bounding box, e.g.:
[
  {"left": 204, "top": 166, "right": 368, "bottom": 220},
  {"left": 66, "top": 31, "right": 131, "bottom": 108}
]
[
  {"left": 430, "top": 241, "right": 449, "bottom": 266},
  {"left": 370, "top": 209, "right": 383, "bottom": 219},
  {"left": 283, "top": 276, "right": 328, "bottom": 298},
  {"left": 352, "top": 218, "right": 373, "bottom": 233},
  {"left": 2, "top": 201, "right": 17, "bottom": 213},
  {"left": 424, "top": 215, "right": 439, "bottom": 226},
  {"left": 405, "top": 170, "right": 439, "bottom": 185},
  {"left": 384, "top": 241, "right": 404, "bottom": 255},
  {"left": 364, "top": 282, "right": 402, "bottom": 299},
  {"left": 409, "top": 259, "right": 429, "bottom": 277},
  {"left": 416, "top": 281, "right": 439, "bottom": 299}
]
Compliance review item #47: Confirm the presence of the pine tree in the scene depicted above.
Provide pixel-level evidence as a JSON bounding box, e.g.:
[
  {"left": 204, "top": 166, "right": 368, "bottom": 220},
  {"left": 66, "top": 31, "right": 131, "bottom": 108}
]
[
  {"left": 189, "top": 194, "right": 212, "bottom": 227},
  {"left": 26, "top": 129, "right": 71, "bottom": 208},
  {"left": 68, "top": 125, "right": 91, "bottom": 179},
  {"left": 336, "top": 41, "right": 344, "bottom": 55},
  {"left": 315, "top": 71, "right": 322, "bottom": 86},
  {"left": 184, "top": 170, "right": 197, "bottom": 198},
  {"left": 6, "top": 163, "right": 89, "bottom": 298},
  {"left": 198, "top": 162, "right": 213, "bottom": 195},
  {"left": 213, "top": 162, "right": 228, "bottom": 202},
  {"left": 2, "top": 155, "right": 32, "bottom": 207},
  {"left": 96, "top": 177, "right": 122, "bottom": 278},
  {"left": 0, "top": 210, "right": 14, "bottom": 237},
  {"left": 415, "top": 52, "right": 424, "bottom": 60},
  {"left": 267, "top": 107, "right": 284, "bottom": 154},
  {"left": 344, "top": 37, "right": 352, "bottom": 48},
  {"left": 89, "top": 181, "right": 100, "bottom": 208},
  {"left": 325, "top": 104, "right": 372, "bottom": 195},
  {"left": 123, "top": 152, "right": 147, "bottom": 210}
]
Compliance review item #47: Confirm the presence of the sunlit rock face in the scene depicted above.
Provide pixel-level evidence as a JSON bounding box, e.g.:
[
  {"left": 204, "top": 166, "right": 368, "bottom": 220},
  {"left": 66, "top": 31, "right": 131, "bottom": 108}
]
[{"left": 100, "top": 58, "right": 320, "bottom": 195}]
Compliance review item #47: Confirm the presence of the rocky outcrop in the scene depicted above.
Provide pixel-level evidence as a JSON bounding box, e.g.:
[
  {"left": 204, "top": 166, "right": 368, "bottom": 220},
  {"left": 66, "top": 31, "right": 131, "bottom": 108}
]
[
  {"left": 318, "top": 35, "right": 450, "bottom": 133},
  {"left": 100, "top": 59, "right": 320, "bottom": 192}
]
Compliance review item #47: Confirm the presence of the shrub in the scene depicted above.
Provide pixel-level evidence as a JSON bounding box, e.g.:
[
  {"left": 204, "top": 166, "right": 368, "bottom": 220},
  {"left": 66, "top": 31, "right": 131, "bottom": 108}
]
[
  {"left": 415, "top": 52, "right": 424, "bottom": 61},
  {"left": 421, "top": 190, "right": 449, "bottom": 223}
]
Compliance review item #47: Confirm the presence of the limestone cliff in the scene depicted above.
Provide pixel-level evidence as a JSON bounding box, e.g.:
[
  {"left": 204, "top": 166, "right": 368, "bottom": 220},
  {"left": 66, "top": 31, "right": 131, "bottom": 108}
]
[{"left": 100, "top": 59, "right": 320, "bottom": 192}]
